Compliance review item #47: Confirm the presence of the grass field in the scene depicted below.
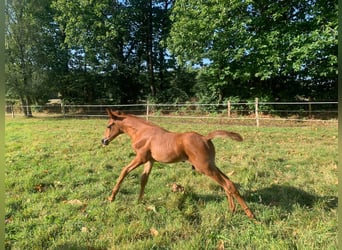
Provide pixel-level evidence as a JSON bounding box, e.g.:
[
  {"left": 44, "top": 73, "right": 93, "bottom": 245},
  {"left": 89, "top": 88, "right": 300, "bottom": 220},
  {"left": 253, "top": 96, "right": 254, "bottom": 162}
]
[{"left": 5, "top": 117, "right": 337, "bottom": 249}]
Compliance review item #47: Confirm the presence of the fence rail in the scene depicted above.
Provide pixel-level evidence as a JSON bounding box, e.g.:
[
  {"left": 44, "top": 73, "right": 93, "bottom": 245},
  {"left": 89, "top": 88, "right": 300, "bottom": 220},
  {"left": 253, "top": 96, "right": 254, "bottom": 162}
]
[{"left": 5, "top": 99, "right": 338, "bottom": 127}]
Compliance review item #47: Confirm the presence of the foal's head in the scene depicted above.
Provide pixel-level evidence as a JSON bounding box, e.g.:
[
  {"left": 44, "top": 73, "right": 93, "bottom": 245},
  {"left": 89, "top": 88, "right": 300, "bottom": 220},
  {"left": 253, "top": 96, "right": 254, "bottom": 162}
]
[{"left": 101, "top": 109, "right": 124, "bottom": 146}]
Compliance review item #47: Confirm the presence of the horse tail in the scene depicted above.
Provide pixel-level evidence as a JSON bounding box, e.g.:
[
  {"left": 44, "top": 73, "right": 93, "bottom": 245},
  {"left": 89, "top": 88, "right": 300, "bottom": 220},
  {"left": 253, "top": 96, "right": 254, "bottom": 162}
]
[{"left": 205, "top": 130, "right": 243, "bottom": 142}]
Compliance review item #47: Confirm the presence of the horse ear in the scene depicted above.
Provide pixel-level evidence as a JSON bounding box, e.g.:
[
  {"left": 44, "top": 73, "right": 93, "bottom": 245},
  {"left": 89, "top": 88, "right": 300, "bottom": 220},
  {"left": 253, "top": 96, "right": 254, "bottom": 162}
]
[
  {"left": 106, "top": 108, "right": 117, "bottom": 119},
  {"left": 106, "top": 108, "right": 113, "bottom": 117},
  {"left": 112, "top": 111, "right": 125, "bottom": 120},
  {"left": 106, "top": 109, "right": 124, "bottom": 120}
]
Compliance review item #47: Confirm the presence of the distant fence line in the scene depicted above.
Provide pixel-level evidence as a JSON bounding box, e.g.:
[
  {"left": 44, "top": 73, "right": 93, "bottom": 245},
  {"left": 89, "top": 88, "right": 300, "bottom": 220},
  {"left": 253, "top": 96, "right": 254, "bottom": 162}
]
[{"left": 5, "top": 99, "right": 338, "bottom": 127}]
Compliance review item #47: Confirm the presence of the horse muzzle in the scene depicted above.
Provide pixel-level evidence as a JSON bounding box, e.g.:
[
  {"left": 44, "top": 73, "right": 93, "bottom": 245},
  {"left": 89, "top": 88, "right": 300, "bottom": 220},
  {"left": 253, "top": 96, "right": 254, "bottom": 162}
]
[{"left": 101, "top": 138, "right": 110, "bottom": 146}]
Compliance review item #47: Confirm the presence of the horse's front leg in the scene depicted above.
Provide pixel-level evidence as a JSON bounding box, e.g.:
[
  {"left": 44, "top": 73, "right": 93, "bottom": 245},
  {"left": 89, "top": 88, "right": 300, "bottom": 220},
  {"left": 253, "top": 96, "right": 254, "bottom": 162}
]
[
  {"left": 108, "top": 157, "right": 143, "bottom": 202},
  {"left": 138, "top": 161, "right": 154, "bottom": 202}
]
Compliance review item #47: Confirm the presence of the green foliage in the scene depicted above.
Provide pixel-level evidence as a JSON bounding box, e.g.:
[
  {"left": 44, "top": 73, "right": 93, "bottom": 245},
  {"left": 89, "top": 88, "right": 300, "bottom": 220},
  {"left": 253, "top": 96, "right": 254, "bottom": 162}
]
[
  {"left": 51, "top": 0, "right": 177, "bottom": 103},
  {"left": 5, "top": 117, "right": 337, "bottom": 249},
  {"left": 168, "top": 0, "right": 337, "bottom": 101},
  {"left": 5, "top": 0, "right": 68, "bottom": 111},
  {"left": 5, "top": 0, "right": 337, "bottom": 107}
]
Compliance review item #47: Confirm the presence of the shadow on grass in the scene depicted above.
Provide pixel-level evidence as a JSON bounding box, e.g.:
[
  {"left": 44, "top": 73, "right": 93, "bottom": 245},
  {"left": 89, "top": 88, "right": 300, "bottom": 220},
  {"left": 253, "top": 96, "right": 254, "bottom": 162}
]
[
  {"left": 171, "top": 184, "right": 336, "bottom": 222},
  {"left": 53, "top": 244, "right": 107, "bottom": 250},
  {"left": 174, "top": 184, "right": 337, "bottom": 222},
  {"left": 245, "top": 184, "right": 337, "bottom": 213}
]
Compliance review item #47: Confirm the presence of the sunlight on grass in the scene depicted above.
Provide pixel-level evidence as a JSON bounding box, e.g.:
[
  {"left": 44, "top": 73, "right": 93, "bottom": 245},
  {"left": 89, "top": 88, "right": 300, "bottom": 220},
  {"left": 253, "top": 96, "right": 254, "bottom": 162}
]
[{"left": 5, "top": 117, "right": 337, "bottom": 249}]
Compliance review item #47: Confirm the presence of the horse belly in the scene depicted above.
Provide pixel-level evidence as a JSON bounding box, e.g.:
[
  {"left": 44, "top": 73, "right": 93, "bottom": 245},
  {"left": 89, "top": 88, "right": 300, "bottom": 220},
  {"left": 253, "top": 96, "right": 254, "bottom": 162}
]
[{"left": 150, "top": 141, "right": 187, "bottom": 163}]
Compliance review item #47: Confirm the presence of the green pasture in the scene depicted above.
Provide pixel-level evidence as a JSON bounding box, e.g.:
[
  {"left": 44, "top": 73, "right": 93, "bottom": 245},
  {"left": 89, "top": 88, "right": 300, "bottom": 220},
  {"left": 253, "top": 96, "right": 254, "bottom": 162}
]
[{"left": 5, "top": 117, "right": 337, "bottom": 249}]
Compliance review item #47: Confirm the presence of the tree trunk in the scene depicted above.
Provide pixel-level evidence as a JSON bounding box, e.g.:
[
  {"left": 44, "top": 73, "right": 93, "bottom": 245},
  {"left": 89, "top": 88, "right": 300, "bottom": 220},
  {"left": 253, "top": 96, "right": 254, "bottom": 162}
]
[
  {"left": 21, "top": 70, "right": 33, "bottom": 117},
  {"left": 20, "top": 96, "right": 33, "bottom": 117},
  {"left": 147, "top": 0, "right": 156, "bottom": 97},
  {"left": 158, "top": 0, "right": 171, "bottom": 90},
  {"left": 25, "top": 97, "right": 33, "bottom": 117}
]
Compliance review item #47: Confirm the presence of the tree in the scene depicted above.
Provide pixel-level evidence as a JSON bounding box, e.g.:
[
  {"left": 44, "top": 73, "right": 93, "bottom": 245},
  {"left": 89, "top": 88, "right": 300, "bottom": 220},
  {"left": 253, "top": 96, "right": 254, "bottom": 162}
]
[
  {"left": 6, "top": 0, "right": 38, "bottom": 116},
  {"left": 52, "top": 0, "right": 176, "bottom": 103},
  {"left": 5, "top": 0, "right": 68, "bottom": 116},
  {"left": 168, "top": 0, "right": 337, "bottom": 101}
]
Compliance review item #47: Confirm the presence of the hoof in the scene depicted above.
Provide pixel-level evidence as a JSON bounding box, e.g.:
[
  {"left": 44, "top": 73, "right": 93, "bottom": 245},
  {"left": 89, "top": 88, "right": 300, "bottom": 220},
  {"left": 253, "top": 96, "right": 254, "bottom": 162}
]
[
  {"left": 107, "top": 196, "right": 114, "bottom": 202},
  {"left": 243, "top": 207, "right": 254, "bottom": 216},
  {"left": 246, "top": 211, "right": 259, "bottom": 223}
]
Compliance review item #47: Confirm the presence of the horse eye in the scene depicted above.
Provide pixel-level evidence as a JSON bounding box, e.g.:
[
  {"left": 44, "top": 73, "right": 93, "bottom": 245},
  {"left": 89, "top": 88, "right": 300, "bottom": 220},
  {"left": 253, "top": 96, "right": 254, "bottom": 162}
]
[{"left": 107, "top": 123, "right": 113, "bottom": 129}]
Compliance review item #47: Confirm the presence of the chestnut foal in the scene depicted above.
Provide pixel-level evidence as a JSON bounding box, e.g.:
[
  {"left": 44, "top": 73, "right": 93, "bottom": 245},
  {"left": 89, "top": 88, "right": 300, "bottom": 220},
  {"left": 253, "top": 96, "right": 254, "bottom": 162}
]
[{"left": 101, "top": 109, "right": 255, "bottom": 219}]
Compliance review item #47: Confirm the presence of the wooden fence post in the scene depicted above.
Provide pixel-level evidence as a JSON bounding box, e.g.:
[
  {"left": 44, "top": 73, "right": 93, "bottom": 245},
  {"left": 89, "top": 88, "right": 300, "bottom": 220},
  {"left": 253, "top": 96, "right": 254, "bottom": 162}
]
[
  {"left": 11, "top": 104, "right": 15, "bottom": 118},
  {"left": 146, "top": 101, "right": 149, "bottom": 120},
  {"left": 308, "top": 98, "right": 312, "bottom": 119},
  {"left": 227, "top": 100, "right": 231, "bottom": 118},
  {"left": 255, "top": 98, "right": 259, "bottom": 127},
  {"left": 61, "top": 101, "right": 65, "bottom": 118}
]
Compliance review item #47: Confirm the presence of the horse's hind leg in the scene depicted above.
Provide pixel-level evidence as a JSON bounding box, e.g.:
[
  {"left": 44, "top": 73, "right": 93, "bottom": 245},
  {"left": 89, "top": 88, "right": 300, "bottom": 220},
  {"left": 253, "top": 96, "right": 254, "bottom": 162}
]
[
  {"left": 219, "top": 168, "right": 254, "bottom": 218},
  {"left": 201, "top": 164, "right": 255, "bottom": 219},
  {"left": 138, "top": 161, "right": 153, "bottom": 202},
  {"left": 203, "top": 165, "right": 237, "bottom": 212}
]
